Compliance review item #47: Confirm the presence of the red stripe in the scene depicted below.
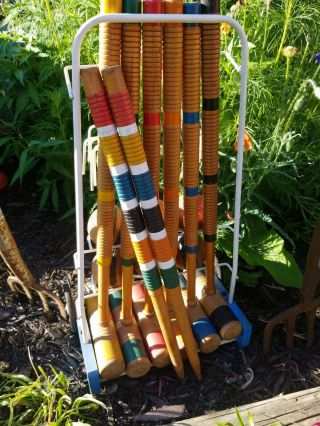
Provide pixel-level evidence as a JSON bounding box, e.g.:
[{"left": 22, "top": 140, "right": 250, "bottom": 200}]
[
  {"left": 144, "top": 112, "right": 161, "bottom": 126},
  {"left": 144, "top": 0, "right": 163, "bottom": 14},
  {"left": 86, "top": 91, "right": 113, "bottom": 128},
  {"left": 108, "top": 91, "right": 136, "bottom": 128}
]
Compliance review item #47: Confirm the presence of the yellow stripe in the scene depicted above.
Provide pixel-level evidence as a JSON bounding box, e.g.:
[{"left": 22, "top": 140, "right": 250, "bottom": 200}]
[
  {"left": 97, "top": 256, "right": 112, "bottom": 266},
  {"left": 98, "top": 190, "right": 115, "bottom": 203},
  {"left": 101, "top": 0, "right": 122, "bottom": 13}
]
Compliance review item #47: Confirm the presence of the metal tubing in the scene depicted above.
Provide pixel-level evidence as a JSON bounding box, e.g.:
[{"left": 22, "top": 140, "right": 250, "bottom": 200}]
[{"left": 71, "top": 13, "right": 248, "bottom": 342}]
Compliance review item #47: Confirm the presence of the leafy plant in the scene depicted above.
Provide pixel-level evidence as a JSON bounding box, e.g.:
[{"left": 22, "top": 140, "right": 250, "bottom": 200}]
[
  {"left": 0, "top": 0, "right": 99, "bottom": 212},
  {"left": 0, "top": 366, "right": 108, "bottom": 425},
  {"left": 219, "top": 215, "right": 303, "bottom": 288},
  {"left": 217, "top": 0, "right": 320, "bottom": 245}
]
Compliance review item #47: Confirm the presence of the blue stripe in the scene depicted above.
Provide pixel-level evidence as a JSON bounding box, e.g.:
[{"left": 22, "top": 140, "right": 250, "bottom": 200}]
[
  {"left": 132, "top": 171, "right": 156, "bottom": 201},
  {"left": 184, "top": 2, "right": 201, "bottom": 26},
  {"left": 184, "top": 245, "right": 197, "bottom": 254},
  {"left": 184, "top": 187, "right": 198, "bottom": 197},
  {"left": 113, "top": 173, "right": 136, "bottom": 202},
  {"left": 184, "top": 2, "right": 201, "bottom": 15},
  {"left": 183, "top": 112, "right": 200, "bottom": 124},
  {"left": 192, "top": 317, "right": 217, "bottom": 341}
]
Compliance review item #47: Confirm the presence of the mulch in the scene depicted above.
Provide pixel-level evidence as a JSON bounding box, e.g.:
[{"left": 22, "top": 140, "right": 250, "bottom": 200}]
[{"left": 1, "top": 184, "right": 320, "bottom": 425}]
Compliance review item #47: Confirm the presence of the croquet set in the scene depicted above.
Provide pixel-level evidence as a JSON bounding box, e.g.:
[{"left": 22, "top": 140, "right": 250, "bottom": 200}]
[{"left": 64, "top": 0, "right": 252, "bottom": 394}]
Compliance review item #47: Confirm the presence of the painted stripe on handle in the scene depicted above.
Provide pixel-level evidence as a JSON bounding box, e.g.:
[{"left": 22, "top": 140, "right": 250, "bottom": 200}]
[
  {"left": 184, "top": 187, "right": 199, "bottom": 197},
  {"left": 140, "top": 259, "right": 157, "bottom": 271},
  {"left": 98, "top": 190, "right": 115, "bottom": 202},
  {"left": 97, "top": 124, "right": 117, "bottom": 137},
  {"left": 184, "top": 246, "right": 197, "bottom": 254},
  {"left": 130, "top": 229, "right": 148, "bottom": 242},
  {"left": 158, "top": 258, "right": 175, "bottom": 270},
  {"left": 183, "top": 112, "right": 200, "bottom": 124},
  {"left": 120, "top": 197, "right": 139, "bottom": 211},
  {"left": 110, "top": 163, "right": 129, "bottom": 177},
  {"left": 203, "top": 98, "right": 219, "bottom": 111},
  {"left": 144, "top": 113, "right": 161, "bottom": 126},
  {"left": 140, "top": 196, "right": 158, "bottom": 210},
  {"left": 149, "top": 228, "right": 167, "bottom": 241},
  {"left": 203, "top": 174, "right": 218, "bottom": 185},
  {"left": 130, "top": 161, "right": 149, "bottom": 176},
  {"left": 204, "top": 233, "right": 216, "bottom": 242},
  {"left": 118, "top": 123, "right": 139, "bottom": 137}
]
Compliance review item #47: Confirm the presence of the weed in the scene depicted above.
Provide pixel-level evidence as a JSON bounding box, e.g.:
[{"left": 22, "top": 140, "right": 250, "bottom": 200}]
[{"left": 0, "top": 366, "right": 108, "bottom": 425}]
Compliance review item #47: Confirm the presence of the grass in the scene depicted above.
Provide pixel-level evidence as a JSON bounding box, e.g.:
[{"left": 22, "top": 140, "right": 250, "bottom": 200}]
[{"left": 0, "top": 366, "right": 108, "bottom": 425}]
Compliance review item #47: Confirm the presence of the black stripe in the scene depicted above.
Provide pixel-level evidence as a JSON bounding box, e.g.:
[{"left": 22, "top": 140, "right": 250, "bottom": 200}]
[
  {"left": 201, "top": 0, "right": 220, "bottom": 14},
  {"left": 143, "top": 205, "right": 165, "bottom": 234},
  {"left": 209, "top": 305, "right": 238, "bottom": 333},
  {"left": 123, "top": 206, "right": 145, "bottom": 235},
  {"left": 204, "top": 233, "right": 216, "bottom": 242},
  {"left": 203, "top": 174, "right": 217, "bottom": 185},
  {"left": 203, "top": 98, "right": 219, "bottom": 111}
]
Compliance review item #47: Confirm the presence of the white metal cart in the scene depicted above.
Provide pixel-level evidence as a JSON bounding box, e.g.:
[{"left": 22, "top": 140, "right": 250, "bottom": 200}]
[{"left": 66, "top": 12, "right": 252, "bottom": 394}]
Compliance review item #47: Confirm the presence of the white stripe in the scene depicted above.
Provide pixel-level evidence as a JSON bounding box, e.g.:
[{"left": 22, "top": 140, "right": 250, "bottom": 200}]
[
  {"left": 118, "top": 123, "right": 138, "bottom": 137},
  {"left": 130, "top": 162, "right": 149, "bottom": 176},
  {"left": 149, "top": 229, "right": 167, "bottom": 241},
  {"left": 140, "top": 259, "right": 157, "bottom": 271},
  {"left": 120, "top": 198, "right": 138, "bottom": 211},
  {"left": 130, "top": 230, "right": 148, "bottom": 242},
  {"left": 158, "top": 258, "right": 175, "bottom": 270},
  {"left": 140, "top": 196, "right": 158, "bottom": 210},
  {"left": 97, "top": 124, "right": 117, "bottom": 137},
  {"left": 109, "top": 163, "right": 128, "bottom": 176}
]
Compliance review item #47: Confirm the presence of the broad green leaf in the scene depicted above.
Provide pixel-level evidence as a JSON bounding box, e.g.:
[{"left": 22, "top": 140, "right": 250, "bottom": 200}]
[
  {"left": 51, "top": 181, "right": 59, "bottom": 211},
  {"left": 59, "top": 207, "right": 75, "bottom": 221},
  {"left": 39, "top": 185, "right": 50, "bottom": 211},
  {"left": 14, "top": 69, "right": 24, "bottom": 84},
  {"left": 18, "top": 148, "right": 28, "bottom": 179},
  {"left": 27, "top": 84, "right": 41, "bottom": 107},
  {"left": 0, "top": 136, "right": 13, "bottom": 146},
  {"left": 219, "top": 216, "right": 303, "bottom": 288},
  {"left": 14, "top": 92, "right": 29, "bottom": 119},
  {"left": 49, "top": 160, "right": 73, "bottom": 180}
]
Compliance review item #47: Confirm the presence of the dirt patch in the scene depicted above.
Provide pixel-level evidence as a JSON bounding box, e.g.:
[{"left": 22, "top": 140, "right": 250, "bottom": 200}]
[{"left": 1, "top": 185, "right": 320, "bottom": 425}]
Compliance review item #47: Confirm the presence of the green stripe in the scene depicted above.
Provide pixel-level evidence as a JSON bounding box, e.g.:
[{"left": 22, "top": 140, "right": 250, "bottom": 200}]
[
  {"left": 109, "top": 289, "right": 122, "bottom": 310},
  {"left": 160, "top": 266, "right": 179, "bottom": 289},
  {"left": 122, "top": 258, "right": 135, "bottom": 266},
  {"left": 122, "top": 338, "right": 147, "bottom": 363},
  {"left": 123, "top": 0, "right": 141, "bottom": 13},
  {"left": 142, "top": 267, "right": 162, "bottom": 291}
]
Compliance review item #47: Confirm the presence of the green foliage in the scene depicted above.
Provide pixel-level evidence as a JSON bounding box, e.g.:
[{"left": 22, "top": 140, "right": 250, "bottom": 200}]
[
  {"left": 219, "top": 215, "right": 303, "bottom": 288},
  {"left": 0, "top": 0, "right": 99, "bottom": 211},
  {"left": 218, "top": 0, "right": 320, "bottom": 244},
  {"left": 0, "top": 366, "right": 107, "bottom": 425}
]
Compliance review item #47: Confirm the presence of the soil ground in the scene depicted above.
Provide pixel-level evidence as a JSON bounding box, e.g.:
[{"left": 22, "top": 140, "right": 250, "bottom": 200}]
[{"left": 1, "top": 185, "right": 320, "bottom": 425}]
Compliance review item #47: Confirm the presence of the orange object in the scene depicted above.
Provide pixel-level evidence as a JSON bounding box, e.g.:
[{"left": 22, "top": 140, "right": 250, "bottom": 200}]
[{"left": 233, "top": 129, "right": 253, "bottom": 152}]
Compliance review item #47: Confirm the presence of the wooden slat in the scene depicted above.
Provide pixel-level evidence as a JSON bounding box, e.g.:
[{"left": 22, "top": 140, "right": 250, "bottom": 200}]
[{"left": 172, "top": 386, "right": 320, "bottom": 425}]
